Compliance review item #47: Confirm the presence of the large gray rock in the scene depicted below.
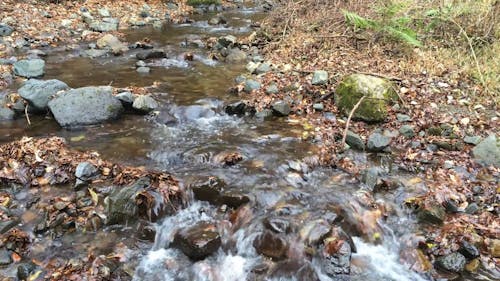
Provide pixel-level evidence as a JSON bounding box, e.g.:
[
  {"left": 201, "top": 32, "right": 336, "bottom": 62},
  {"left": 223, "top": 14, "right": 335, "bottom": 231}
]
[
  {"left": 0, "top": 24, "right": 13, "bottom": 36},
  {"left": 96, "top": 34, "right": 128, "bottom": 55},
  {"left": 335, "top": 74, "right": 398, "bottom": 122},
  {"left": 18, "top": 79, "right": 69, "bottom": 112},
  {"left": 472, "top": 134, "right": 499, "bottom": 167},
  {"left": 48, "top": 86, "right": 123, "bottom": 127},
  {"left": 13, "top": 59, "right": 45, "bottom": 78}
]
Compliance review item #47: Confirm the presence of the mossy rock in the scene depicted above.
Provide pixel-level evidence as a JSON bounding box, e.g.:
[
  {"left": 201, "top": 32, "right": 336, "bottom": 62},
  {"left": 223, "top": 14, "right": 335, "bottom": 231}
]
[{"left": 335, "top": 74, "right": 398, "bottom": 122}]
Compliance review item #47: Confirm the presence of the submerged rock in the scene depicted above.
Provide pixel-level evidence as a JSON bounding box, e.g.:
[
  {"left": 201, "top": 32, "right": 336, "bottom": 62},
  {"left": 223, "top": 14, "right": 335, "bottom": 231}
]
[
  {"left": 48, "top": 86, "right": 123, "bottom": 127},
  {"left": 335, "top": 74, "right": 398, "bottom": 122},
  {"left": 436, "top": 252, "right": 466, "bottom": 273},
  {"left": 173, "top": 222, "right": 221, "bottom": 260},
  {"left": 18, "top": 79, "right": 69, "bottom": 112},
  {"left": 253, "top": 230, "right": 288, "bottom": 260},
  {"left": 472, "top": 134, "right": 499, "bottom": 167},
  {"left": 13, "top": 59, "right": 45, "bottom": 78},
  {"left": 219, "top": 191, "right": 250, "bottom": 208}
]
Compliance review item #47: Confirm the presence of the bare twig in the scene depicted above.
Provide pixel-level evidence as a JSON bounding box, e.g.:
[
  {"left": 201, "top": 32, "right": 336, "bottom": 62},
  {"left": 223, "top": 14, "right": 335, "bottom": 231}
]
[
  {"left": 24, "top": 103, "right": 31, "bottom": 126},
  {"left": 341, "top": 96, "right": 366, "bottom": 149}
]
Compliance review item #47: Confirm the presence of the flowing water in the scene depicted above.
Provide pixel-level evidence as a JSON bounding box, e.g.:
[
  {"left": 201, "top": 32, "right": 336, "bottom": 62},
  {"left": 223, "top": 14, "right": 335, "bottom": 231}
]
[{"left": 2, "top": 4, "right": 494, "bottom": 281}]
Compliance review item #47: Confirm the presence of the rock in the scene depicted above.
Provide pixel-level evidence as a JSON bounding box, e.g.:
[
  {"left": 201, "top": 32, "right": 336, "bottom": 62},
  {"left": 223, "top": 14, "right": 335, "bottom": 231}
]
[
  {"left": 132, "top": 95, "right": 158, "bottom": 113},
  {"left": 136, "top": 66, "right": 151, "bottom": 73},
  {"left": 220, "top": 192, "right": 250, "bottom": 208},
  {"left": 136, "top": 49, "right": 167, "bottom": 60},
  {"left": 190, "top": 177, "right": 225, "bottom": 204},
  {"left": 18, "top": 79, "right": 69, "bottom": 112},
  {"left": 13, "top": 59, "right": 45, "bottom": 78},
  {"left": 361, "top": 167, "right": 383, "bottom": 190},
  {"left": 17, "top": 262, "right": 37, "bottom": 280},
  {"left": 98, "top": 8, "right": 111, "bottom": 17},
  {"left": 399, "top": 125, "right": 415, "bottom": 138},
  {"left": 48, "top": 86, "right": 123, "bottom": 127},
  {"left": 311, "top": 70, "right": 328, "bottom": 85},
  {"left": 265, "top": 83, "right": 279, "bottom": 94},
  {"left": 322, "top": 239, "right": 351, "bottom": 276},
  {"left": 255, "top": 109, "right": 273, "bottom": 119},
  {"left": 272, "top": 101, "right": 291, "bottom": 116},
  {"left": 300, "top": 219, "right": 331, "bottom": 246},
  {"left": 218, "top": 35, "right": 237, "bottom": 48},
  {"left": 490, "top": 239, "right": 500, "bottom": 258},
  {"left": 75, "top": 162, "right": 98, "bottom": 187},
  {"left": 151, "top": 110, "right": 177, "bottom": 126},
  {"left": 0, "top": 107, "right": 15, "bottom": 121},
  {"left": 27, "top": 49, "right": 47, "bottom": 58},
  {"left": 173, "top": 222, "right": 221, "bottom": 260},
  {"left": 96, "top": 34, "right": 128, "bottom": 55},
  {"left": 253, "top": 230, "right": 288, "bottom": 260},
  {"left": 345, "top": 131, "right": 365, "bottom": 151},
  {"left": 417, "top": 202, "right": 445, "bottom": 225},
  {"left": 269, "top": 261, "right": 320, "bottom": 281},
  {"left": 464, "top": 135, "right": 482, "bottom": 145},
  {"left": 465, "top": 259, "right": 480, "bottom": 273},
  {"left": 136, "top": 60, "right": 147, "bottom": 67},
  {"left": 60, "top": 19, "right": 73, "bottom": 28},
  {"left": 246, "top": 61, "right": 259, "bottom": 74},
  {"left": 0, "top": 24, "right": 13, "bottom": 36},
  {"left": 0, "top": 219, "right": 18, "bottom": 234},
  {"left": 472, "top": 134, "right": 499, "bottom": 167},
  {"left": 226, "top": 48, "right": 247, "bottom": 62},
  {"left": 0, "top": 249, "right": 12, "bottom": 266},
  {"left": 225, "top": 101, "right": 254, "bottom": 116},
  {"left": 256, "top": 62, "right": 271, "bottom": 74},
  {"left": 106, "top": 179, "right": 149, "bottom": 224},
  {"left": 84, "top": 49, "right": 108, "bottom": 58},
  {"left": 116, "top": 91, "right": 135, "bottom": 106},
  {"left": 436, "top": 252, "right": 466, "bottom": 273},
  {"left": 464, "top": 202, "right": 479, "bottom": 214},
  {"left": 208, "top": 15, "right": 226, "bottom": 25},
  {"left": 264, "top": 217, "right": 290, "bottom": 234},
  {"left": 335, "top": 74, "right": 398, "bottom": 122},
  {"left": 313, "top": 103, "right": 324, "bottom": 111},
  {"left": 89, "top": 18, "right": 119, "bottom": 32},
  {"left": 458, "top": 241, "right": 480, "bottom": 259},
  {"left": 396, "top": 114, "right": 411, "bottom": 122},
  {"left": 367, "top": 131, "right": 391, "bottom": 152},
  {"left": 244, "top": 79, "right": 261, "bottom": 92}
]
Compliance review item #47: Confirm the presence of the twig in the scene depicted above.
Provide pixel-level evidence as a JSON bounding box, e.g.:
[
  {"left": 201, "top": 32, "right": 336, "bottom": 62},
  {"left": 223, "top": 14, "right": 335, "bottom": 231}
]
[
  {"left": 25, "top": 103, "right": 31, "bottom": 126},
  {"left": 341, "top": 96, "right": 366, "bottom": 149}
]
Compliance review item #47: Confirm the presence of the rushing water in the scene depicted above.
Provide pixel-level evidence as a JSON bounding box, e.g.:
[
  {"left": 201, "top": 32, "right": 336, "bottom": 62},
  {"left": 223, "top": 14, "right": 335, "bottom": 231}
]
[{"left": 3, "top": 4, "right": 495, "bottom": 281}]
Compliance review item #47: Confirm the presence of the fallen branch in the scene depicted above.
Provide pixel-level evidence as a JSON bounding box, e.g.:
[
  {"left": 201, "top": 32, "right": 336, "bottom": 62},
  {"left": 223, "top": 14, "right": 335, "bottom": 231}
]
[
  {"left": 24, "top": 103, "right": 31, "bottom": 126},
  {"left": 341, "top": 96, "right": 366, "bottom": 149}
]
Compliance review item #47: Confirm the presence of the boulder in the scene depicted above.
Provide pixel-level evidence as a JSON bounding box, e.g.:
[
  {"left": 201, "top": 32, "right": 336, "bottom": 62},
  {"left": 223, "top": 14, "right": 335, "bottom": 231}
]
[
  {"left": 436, "top": 252, "right": 466, "bottom": 273},
  {"left": 48, "top": 86, "right": 123, "bottom": 127},
  {"left": 173, "top": 222, "right": 221, "bottom": 260},
  {"left": 96, "top": 34, "right": 128, "bottom": 55},
  {"left": 132, "top": 95, "right": 158, "bottom": 113},
  {"left": 312, "top": 70, "right": 328, "bottom": 85},
  {"left": 0, "top": 24, "right": 13, "bottom": 36},
  {"left": 256, "top": 62, "right": 271, "bottom": 74},
  {"left": 13, "top": 59, "right": 45, "bottom": 78},
  {"left": 84, "top": 49, "right": 108, "bottom": 58},
  {"left": 18, "top": 79, "right": 69, "bottom": 112},
  {"left": 266, "top": 83, "right": 279, "bottom": 94},
  {"left": 116, "top": 91, "right": 135, "bottom": 106},
  {"left": 335, "top": 74, "right": 398, "bottom": 122},
  {"left": 472, "top": 134, "right": 499, "bottom": 167},
  {"left": 253, "top": 230, "right": 288, "bottom": 260}
]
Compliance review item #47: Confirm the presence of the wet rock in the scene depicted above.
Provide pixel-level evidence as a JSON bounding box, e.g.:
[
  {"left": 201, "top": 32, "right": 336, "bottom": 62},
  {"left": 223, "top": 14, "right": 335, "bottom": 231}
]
[
  {"left": 106, "top": 179, "right": 149, "bottom": 224},
  {"left": 345, "top": 131, "right": 365, "bottom": 151},
  {"left": 417, "top": 202, "right": 445, "bottom": 225},
  {"left": 220, "top": 192, "right": 250, "bottom": 208},
  {"left": 0, "top": 249, "right": 12, "bottom": 266},
  {"left": 459, "top": 241, "right": 480, "bottom": 259},
  {"left": 335, "top": 74, "right": 398, "bottom": 122},
  {"left": 264, "top": 217, "right": 291, "bottom": 234},
  {"left": 136, "top": 66, "right": 151, "bottom": 74},
  {"left": 399, "top": 125, "right": 415, "bottom": 138},
  {"left": 152, "top": 110, "right": 177, "bottom": 125},
  {"left": 18, "top": 79, "right": 69, "bottom": 112},
  {"left": 225, "top": 101, "right": 254, "bottom": 116},
  {"left": 436, "top": 252, "right": 466, "bottom": 273},
  {"left": 322, "top": 239, "right": 351, "bottom": 276},
  {"left": 116, "top": 91, "right": 135, "bottom": 106},
  {"left": 75, "top": 162, "right": 98, "bottom": 187},
  {"left": 271, "top": 101, "right": 291, "bottom": 116},
  {"left": 136, "top": 49, "right": 167, "bottom": 60},
  {"left": 361, "top": 167, "right": 383, "bottom": 190},
  {"left": 265, "top": 83, "right": 279, "bottom": 94},
  {"left": 96, "top": 34, "right": 128, "bottom": 55},
  {"left": 208, "top": 15, "right": 226, "bottom": 25},
  {"left": 173, "top": 222, "right": 221, "bottom": 260},
  {"left": 17, "top": 262, "right": 37, "bottom": 280},
  {"left": 218, "top": 35, "right": 237, "bottom": 48},
  {"left": 464, "top": 135, "right": 482, "bottom": 145},
  {"left": 13, "top": 59, "right": 45, "bottom": 78},
  {"left": 0, "top": 219, "right": 18, "bottom": 234},
  {"left": 244, "top": 79, "right": 261, "bottom": 92},
  {"left": 226, "top": 48, "right": 247, "bottom": 62},
  {"left": 132, "top": 95, "right": 158, "bottom": 113},
  {"left": 0, "top": 107, "right": 15, "bottom": 121},
  {"left": 472, "top": 134, "right": 499, "bottom": 167},
  {"left": 0, "top": 24, "right": 13, "bottom": 36},
  {"left": 253, "top": 230, "right": 288, "bottom": 260},
  {"left": 300, "top": 219, "right": 331, "bottom": 246},
  {"left": 396, "top": 114, "right": 411, "bottom": 122},
  {"left": 311, "top": 70, "right": 328, "bottom": 85},
  {"left": 190, "top": 176, "right": 225, "bottom": 204},
  {"left": 48, "top": 86, "right": 123, "bottom": 127},
  {"left": 367, "top": 131, "right": 391, "bottom": 152}
]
